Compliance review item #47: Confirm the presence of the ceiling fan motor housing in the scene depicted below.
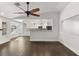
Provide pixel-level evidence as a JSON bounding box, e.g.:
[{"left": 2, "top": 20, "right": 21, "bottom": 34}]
[{"left": 25, "top": 11, "right": 31, "bottom": 16}]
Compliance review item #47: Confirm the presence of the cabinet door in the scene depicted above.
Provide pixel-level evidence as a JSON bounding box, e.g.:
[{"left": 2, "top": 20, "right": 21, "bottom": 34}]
[
  {"left": 0, "top": 20, "right": 2, "bottom": 29},
  {"left": 2, "top": 22, "right": 7, "bottom": 35}
]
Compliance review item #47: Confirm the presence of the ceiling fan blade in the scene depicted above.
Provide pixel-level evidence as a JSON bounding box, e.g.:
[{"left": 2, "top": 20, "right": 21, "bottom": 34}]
[
  {"left": 14, "top": 3, "right": 21, "bottom": 6},
  {"left": 17, "top": 6, "right": 26, "bottom": 12},
  {"left": 14, "top": 12, "right": 25, "bottom": 14},
  {"left": 31, "top": 13, "right": 40, "bottom": 17},
  {"left": 30, "top": 8, "right": 40, "bottom": 13},
  {"left": 14, "top": 3, "right": 26, "bottom": 12}
]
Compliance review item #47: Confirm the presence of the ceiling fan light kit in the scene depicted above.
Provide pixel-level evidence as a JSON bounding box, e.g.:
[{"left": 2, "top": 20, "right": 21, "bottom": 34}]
[{"left": 14, "top": 2, "right": 40, "bottom": 17}]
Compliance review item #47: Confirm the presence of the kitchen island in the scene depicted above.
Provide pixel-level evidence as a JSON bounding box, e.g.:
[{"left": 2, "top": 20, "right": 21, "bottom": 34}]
[{"left": 30, "top": 29, "right": 57, "bottom": 41}]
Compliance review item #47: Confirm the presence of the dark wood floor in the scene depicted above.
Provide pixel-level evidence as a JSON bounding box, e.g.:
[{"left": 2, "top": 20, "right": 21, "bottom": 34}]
[{"left": 0, "top": 36, "right": 77, "bottom": 56}]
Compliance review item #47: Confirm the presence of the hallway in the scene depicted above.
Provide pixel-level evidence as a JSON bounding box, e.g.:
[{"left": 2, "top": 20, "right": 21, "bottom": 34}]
[{"left": 0, "top": 36, "right": 77, "bottom": 56}]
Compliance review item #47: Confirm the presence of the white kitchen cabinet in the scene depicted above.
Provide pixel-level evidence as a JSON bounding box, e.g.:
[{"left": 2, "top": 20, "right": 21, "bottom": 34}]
[{"left": 0, "top": 19, "right": 2, "bottom": 29}]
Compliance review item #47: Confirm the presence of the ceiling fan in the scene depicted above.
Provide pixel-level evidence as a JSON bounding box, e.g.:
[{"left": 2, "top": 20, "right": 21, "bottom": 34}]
[{"left": 14, "top": 2, "right": 40, "bottom": 17}]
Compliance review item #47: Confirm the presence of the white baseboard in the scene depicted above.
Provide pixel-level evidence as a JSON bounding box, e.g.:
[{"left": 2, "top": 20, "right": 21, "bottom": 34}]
[
  {"left": 30, "top": 39, "right": 58, "bottom": 41},
  {"left": 0, "top": 39, "right": 10, "bottom": 44},
  {"left": 60, "top": 39, "right": 79, "bottom": 55}
]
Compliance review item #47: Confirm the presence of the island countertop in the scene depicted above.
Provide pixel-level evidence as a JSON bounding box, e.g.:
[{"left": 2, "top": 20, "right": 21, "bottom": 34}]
[{"left": 30, "top": 28, "right": 52, "bottom": 31}]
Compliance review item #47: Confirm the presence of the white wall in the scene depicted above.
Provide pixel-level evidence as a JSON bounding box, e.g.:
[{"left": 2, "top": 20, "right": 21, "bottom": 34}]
[
  {"left": 60, "top": 2, "right": 79, "bottom": 55},
  {"left": 60, "top": 20, "right": 79, "bottom": 55},
  {"left": 60, "top": 2, "right": 79, "bottom": 20}
]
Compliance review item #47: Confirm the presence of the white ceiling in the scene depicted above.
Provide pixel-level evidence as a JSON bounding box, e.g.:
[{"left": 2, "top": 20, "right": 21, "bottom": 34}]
[{"left": 0, "top": 2, "right": 69, "bottom": 18}]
